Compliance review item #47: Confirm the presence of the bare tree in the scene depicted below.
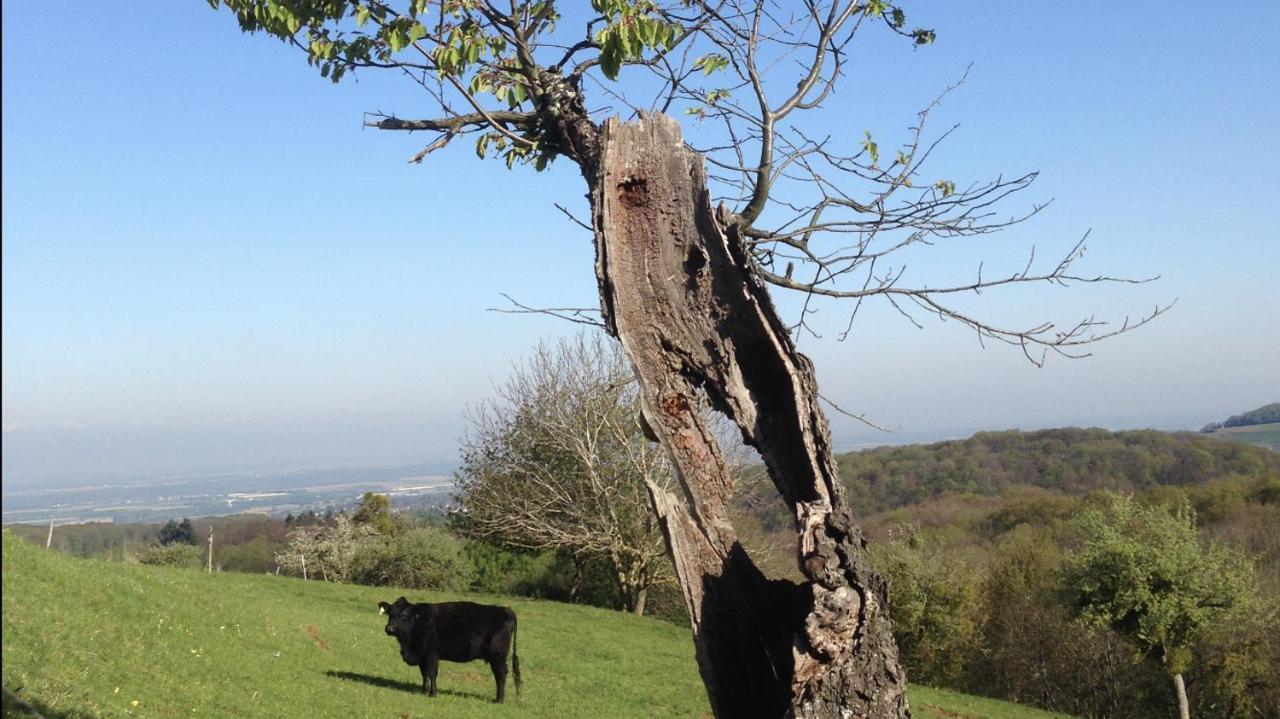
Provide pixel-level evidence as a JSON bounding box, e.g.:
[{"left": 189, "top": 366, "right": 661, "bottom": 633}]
[
  {"left": 456, "top": 333, "right": 672, "bottom": 615},
  {"left": 207, "top": 2, "right": 1163, "bottom": 715}
]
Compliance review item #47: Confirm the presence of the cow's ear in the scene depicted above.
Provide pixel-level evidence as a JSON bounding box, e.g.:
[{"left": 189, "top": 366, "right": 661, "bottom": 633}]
[{"left": 378, "top": 601, "right": 390, "bottom": 615}]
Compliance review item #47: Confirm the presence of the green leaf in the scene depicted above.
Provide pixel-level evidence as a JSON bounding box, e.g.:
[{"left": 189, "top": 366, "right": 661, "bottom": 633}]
[
  {"left": 862, "top": 130, "right": 879, "bottom": 165},
  {"left": 355, "top": 5, "right": 370, "bottom": 27},
  {"left": 693, "top": 53, "right": 728, "bottom": 76}
]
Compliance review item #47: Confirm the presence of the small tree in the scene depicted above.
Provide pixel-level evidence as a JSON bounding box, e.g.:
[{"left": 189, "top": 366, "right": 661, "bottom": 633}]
[
  {"left": 159, "top": 518, "right": 199, "bottom": 546},
  {"left": 869, "top": 526, "right": 980, "bottom": 687},
  {"left": 275, "top": 514, "right": 376, "bottom": 582},
  {"left": 1061, "top": 494, "right": 1259, "bottom": 719},
  {"left": 352, "top": 492, "right": 402, "bottom": 535},
  {"left": 456, "top": 333, "right": 671, "bottom": 615}
]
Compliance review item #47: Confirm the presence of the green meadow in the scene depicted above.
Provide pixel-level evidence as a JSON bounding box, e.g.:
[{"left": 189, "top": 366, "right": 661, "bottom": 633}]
[
  {"left": 3, "top": 535, "right": 1070, "bottom": 718},
  {"left": 1215, "top": 422, "right": 1280, "bottom": 453}
]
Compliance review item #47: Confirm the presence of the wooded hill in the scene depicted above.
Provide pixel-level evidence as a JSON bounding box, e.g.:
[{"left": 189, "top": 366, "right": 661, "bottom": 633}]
[
  {"left": 836, "top": 427, "right": 1278, "bottom": 515},
  {"left": 1202, "top": 402, "right": 1280, "bottom": 432},
  {"left": 732, "top": 427, "right": 1280, "bottom": 718}
]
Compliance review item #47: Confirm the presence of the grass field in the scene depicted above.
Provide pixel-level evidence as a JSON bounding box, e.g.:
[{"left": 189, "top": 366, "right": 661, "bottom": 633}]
[
  {"left": 2, "top": 534, "right": 1072, "bottom": 718},
  {"left": 1215, "top": 422, "right": 1280, "bottom": 453}
]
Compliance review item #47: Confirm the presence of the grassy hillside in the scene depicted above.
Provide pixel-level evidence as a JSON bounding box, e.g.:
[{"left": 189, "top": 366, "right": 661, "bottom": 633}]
[
  {"left": 1, "top": 534, "right": 1071, "bottom": 719},
  {"left": 1214, "top": 422, "right": 1280, "bottom": 453}
]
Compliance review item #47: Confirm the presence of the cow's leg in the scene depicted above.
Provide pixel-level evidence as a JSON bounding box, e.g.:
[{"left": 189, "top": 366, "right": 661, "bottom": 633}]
[
  {"left": 489, "top": 657, "right": 508, "bottom": 703},
  {"left": 424, "top": 653, "right": 439, "bottom": 697}
]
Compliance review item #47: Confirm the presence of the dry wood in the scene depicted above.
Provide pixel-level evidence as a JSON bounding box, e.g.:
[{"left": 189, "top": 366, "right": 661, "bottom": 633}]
[{"left": 592, "top": 114, "right": 908, "bottom": 718}]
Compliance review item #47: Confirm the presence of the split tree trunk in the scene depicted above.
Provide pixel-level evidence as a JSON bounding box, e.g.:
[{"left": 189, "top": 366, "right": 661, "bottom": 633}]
[{"left": 588, "top": 114, "right": 909, "bottom": 718}]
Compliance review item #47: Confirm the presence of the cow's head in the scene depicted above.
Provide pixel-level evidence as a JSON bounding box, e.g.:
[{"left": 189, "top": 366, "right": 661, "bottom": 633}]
[{"left": 378, "top": 597, "right": 415, "bottom": 638}]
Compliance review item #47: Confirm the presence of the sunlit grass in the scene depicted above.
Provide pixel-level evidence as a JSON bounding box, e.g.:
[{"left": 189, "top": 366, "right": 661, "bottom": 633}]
[{"left": 4, "top": 533, "right": 1073, "bottom": 718}]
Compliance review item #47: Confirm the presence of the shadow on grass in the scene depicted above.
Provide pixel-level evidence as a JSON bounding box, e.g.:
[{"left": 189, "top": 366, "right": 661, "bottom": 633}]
[
  {"left": 323, "top": 671, "right": 492, "bottom": 702},
  {"left": 3, "top": 686, "right": 97, "bottom": 719}
]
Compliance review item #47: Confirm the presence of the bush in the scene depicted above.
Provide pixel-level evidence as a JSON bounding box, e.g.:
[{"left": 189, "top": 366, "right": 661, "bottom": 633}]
[
  {"left": 869, "top": 527, "right": 982, "bottom": 687},
  {"left": 970, "top": 525, "right": 1167, "bottom": 718},
  {"left": 349, "top": 528, "right": 473, "bottom": 592},
  {"left": 135, "top": 543, "right": 202, "bottom": 568},
  {"left": 1189, "top": 601, "right": 1280, "bottom": 719},
  {"left": 217, "top": 537, "right": 282, "bottom": 574},
  {"left": 464, "top": 541, "right": 559, "bottom": 597}
]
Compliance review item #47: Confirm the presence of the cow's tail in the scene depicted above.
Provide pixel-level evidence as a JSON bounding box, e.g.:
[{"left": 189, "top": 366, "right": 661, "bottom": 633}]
[{"left": 511, "top": 611, "right": 522, "bottom": 696}]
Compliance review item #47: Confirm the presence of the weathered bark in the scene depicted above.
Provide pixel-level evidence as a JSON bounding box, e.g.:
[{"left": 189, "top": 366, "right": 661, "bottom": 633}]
[
  {"left": 1174, "top": 673, "right": 1190, "bottom": 719},
  {"left": 589, "top": 114, "right": 909, "bottom": 718}
]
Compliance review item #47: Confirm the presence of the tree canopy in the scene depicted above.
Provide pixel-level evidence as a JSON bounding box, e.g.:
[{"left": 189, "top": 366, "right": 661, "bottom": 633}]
[
  {"left": 1061, "top": 493, "right": 1258, "bottom": 719},
  {"left": 158, "top": 518, "right": 199, "bottom": 546}
]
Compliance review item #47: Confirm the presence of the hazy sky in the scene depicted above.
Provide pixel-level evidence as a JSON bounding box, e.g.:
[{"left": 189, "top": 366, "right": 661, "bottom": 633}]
[{"left": 3, "top": 2, "right": 1277, "bottom": 488}]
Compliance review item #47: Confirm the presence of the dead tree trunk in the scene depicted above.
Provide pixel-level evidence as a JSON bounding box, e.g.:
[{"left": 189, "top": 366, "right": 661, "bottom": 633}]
[{"left": 589, "top": 114, "right": 909, "bottom": 718}]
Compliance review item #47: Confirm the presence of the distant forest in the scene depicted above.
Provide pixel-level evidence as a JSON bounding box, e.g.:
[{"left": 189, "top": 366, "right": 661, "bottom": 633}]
[
  {"left": 732, "top": 427, "right": 1280, "bottom": 718},
  {"left": 1202, "top": 402, "right": 1280, "bottom": 432},
  {"left": 831, "top": 428, "right": 1279, "bottom": 515}
]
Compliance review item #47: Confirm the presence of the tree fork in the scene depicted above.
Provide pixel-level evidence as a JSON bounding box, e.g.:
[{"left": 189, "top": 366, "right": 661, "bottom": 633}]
[{"left": 589, "top": 113, "right": 909, "bottom": 718}]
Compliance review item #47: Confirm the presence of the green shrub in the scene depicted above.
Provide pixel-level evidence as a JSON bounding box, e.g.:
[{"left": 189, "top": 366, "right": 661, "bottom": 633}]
[
  {"left": 464, "top": 541, "right": 559, "bottom": 597},
  {"left": 869, "top": 527, "right": 982, "bottom": 687},
  {"left": 135, "top": 543, "right": 202, "bottom": 568},
  {"left": 349, "top": 527, "right": 473, "bottom": 592},
  {"left": 217, "top": 537, "right": 282, "bottom": 574}
]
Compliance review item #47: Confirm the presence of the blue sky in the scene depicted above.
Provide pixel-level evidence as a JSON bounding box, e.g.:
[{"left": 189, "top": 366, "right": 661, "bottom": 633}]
[{"left": 3, "top": 2, "right": 1277, "bottom": 487}]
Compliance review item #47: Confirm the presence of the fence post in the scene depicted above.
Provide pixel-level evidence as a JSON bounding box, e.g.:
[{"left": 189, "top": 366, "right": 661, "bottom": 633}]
[
  {"left": 46, "top": 516, "right": 54, "bottom": 549},
  {"left": 207, "top": 526, "right": 214, "bottom": 573}
]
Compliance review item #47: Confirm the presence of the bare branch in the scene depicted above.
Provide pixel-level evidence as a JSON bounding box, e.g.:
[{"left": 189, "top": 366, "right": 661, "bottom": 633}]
[
  {"left": 489, "top": 293, "right": 606, "bottom": 329},
  {"left": 817, "top": 393, "right": 894, "bottom": 432}
]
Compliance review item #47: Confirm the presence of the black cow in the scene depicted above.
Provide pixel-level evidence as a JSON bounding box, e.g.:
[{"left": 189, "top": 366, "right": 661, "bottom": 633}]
[{"left": 378, "top": 596, "right": 521, "bottom": 703}]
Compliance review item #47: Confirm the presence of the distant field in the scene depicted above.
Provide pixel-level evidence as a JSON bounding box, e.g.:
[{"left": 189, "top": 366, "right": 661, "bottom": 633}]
[
  {"left": 2, "top": 535, "right": 1073, "bottom": 718},
  {"left": 0, "top": 463, "right": 454, "bottom": 525},
  {"left": 1215, "top": 422, "right": 1280, "bottom": 452}
]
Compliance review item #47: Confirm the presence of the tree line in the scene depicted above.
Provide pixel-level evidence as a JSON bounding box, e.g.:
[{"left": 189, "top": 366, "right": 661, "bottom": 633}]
[
  {"left": 826, "top": 427, "right": 1279, "bottom": 515},
  {"left": 843, "top": 484, "right": 1278, "bottom": 719},
  {"left": 1202, "top": 402, "right": 1280, "bottom": 433}
]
